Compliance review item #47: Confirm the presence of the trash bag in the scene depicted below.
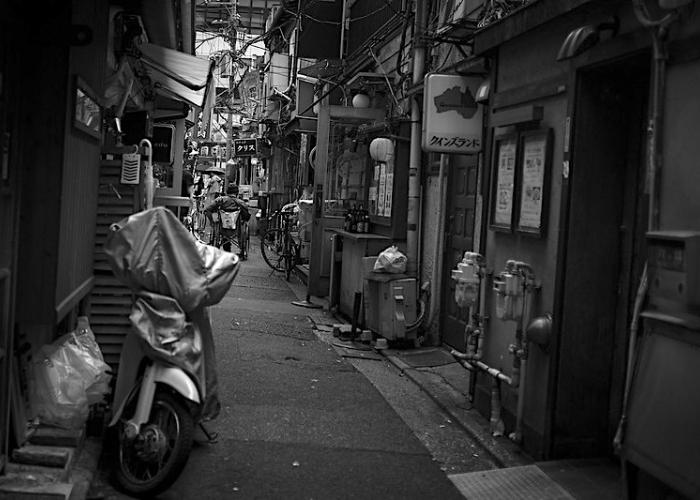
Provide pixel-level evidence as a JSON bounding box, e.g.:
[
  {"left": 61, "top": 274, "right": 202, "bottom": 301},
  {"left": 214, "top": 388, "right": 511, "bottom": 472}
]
[
  {"left": 64, "top": 317, "right": 111, "bottom": 404},
  {"left": 30, "top": 343, "right": 90, "bottom": 429},
  {"left": 29, "top": 318, "right": 111, "bottom": 429},
  {"left": 373, "top": 245, "right": 407, "bottom": 274}
]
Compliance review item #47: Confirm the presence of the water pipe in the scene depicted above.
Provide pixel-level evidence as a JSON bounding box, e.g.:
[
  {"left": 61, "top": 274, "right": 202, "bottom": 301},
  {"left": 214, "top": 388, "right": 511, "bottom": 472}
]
[
  {"left": 139, "top": 138, "right": 154, "bottom": 209},
  {"left": 406, "top": 0, "right": 428, "bottom": 275}
]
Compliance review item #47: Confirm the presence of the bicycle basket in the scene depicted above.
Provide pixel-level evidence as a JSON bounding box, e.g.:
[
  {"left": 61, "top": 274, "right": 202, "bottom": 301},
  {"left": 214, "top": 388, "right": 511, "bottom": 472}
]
[{"left": 220, "top": 210, "right": 239, "bottom": 229}]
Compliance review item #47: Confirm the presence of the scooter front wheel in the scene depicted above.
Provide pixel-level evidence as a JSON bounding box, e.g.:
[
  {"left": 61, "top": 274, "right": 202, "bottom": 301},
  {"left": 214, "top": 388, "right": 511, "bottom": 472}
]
[{"left": 114, "top": 389, "right": 194, "bottom": 497}]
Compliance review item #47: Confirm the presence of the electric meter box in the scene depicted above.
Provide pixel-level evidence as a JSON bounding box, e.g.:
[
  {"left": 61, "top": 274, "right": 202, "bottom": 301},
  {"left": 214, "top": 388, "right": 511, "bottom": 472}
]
[{"left": 646, "top": 231, "right": 700, "bottom": 314}]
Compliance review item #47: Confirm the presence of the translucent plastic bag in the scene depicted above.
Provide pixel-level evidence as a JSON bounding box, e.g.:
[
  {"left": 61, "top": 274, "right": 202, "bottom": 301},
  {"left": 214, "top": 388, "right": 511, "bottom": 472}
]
[
  {"left": 64, "top": 317, "right": 111, "bottom": 404},
  {"left": 373, "top": 245, "right": 407, "bottom": 274},
  {"left": 30, "top": 343, "right": 89, "bottom": 429}
]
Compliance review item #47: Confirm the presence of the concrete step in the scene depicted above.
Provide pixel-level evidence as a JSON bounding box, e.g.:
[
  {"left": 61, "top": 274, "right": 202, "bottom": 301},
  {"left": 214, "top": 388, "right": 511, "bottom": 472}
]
[
  {"left": 0, "top": 473, "right": 73, "bottom": 499},
  {"left": 28, "top": 427, "right": 84, "bottom": 449},
  {"left": 3, "top": 462, "right": 69, "bottom": 482},
  {"left": 11, "top": 445, "right": 74, "bottom": 469}
]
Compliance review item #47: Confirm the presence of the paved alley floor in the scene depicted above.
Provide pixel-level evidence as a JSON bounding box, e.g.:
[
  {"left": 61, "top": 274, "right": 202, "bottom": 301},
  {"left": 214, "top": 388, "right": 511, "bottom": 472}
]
[{"left": 89, "top": 239, "right": 484, "bottom": 499}]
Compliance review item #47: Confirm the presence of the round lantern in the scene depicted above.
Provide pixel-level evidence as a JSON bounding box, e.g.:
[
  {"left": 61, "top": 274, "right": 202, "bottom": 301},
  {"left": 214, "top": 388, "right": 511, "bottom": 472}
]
[
  {"left": 369, "top": 137, "right": 393, "bottom": 162},
  {"left": 352, "top": 93, "right": 371, "bottom": 108}
]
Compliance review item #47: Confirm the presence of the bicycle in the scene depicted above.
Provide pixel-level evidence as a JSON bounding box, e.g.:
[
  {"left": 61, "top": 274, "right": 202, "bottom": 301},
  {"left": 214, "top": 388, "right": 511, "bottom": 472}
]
[
  {"left": 260, "top": 209, "right": 300, "bottom": 281},
  {"left": 214, "top": 209, "right": 250, "bottom": 259},
  {"left": 187, "top": 194, "right": 214, "bottom": 244}
]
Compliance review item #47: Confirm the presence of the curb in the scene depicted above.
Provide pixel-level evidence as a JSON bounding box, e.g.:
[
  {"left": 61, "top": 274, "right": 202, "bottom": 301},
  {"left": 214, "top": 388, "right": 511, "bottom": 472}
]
[{"left": 379, "top": 350, "right": 530, "bottom": 469}]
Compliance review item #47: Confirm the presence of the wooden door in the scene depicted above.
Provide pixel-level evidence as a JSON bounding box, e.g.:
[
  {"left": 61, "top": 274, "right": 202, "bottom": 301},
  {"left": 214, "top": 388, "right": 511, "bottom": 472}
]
[{"left": 441, "top": 154, "right": 478, "bottom": 350}]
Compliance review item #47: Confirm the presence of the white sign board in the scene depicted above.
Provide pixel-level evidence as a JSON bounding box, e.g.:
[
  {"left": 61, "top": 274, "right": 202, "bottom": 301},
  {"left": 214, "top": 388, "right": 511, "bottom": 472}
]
[{"left": 422, "top": 74, "right": 483, "bottom": 154}]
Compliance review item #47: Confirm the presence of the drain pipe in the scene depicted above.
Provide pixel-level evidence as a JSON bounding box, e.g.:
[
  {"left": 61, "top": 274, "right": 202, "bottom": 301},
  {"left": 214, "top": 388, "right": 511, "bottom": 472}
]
[
  {"left": 632, "top": 0, "right": 682, "bottom": 230},
  {"left": 428, "top": 154, "right": 449, "bottom": 327},
  {"left": 406, "top": 0, "right": 428, "bottom": 275}
]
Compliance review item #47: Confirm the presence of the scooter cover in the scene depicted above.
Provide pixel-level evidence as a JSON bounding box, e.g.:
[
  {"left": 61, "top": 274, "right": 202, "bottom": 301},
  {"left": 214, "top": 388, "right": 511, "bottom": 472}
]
[{"left": 103, "top": 207, "right": 239, "bottom": 419}]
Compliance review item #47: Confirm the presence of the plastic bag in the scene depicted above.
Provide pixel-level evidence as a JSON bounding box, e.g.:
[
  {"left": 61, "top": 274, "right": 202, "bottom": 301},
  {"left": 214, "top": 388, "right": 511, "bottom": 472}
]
[
  {"left": 373, "top": 245, "right": 407, "bottom": 274},
  {"left": 30, "top": 343, "right": 89, "bottom": 429},
  {"left": 29, "top": 317, "right": 111, "bottom": 428},
  {"left": 65, "top": 317, "right": 111, "bottom": 404}
]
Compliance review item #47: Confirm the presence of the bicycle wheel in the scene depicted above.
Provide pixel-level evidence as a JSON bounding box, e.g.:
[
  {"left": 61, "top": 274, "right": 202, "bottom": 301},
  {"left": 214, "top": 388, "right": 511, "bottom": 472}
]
[{"left": 260, "top": 228, "right": 287, "bottom": 272}]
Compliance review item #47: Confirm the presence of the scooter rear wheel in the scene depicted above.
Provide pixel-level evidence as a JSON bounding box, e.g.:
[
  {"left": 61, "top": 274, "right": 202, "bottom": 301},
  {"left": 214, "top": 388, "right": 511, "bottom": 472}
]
[{"left": 114, "top": 389, "right": 194, "bottom": 497}]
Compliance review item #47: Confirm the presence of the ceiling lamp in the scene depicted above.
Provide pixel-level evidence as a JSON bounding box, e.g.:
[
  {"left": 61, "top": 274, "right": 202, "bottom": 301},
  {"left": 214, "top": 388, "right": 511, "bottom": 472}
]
[{"left": 352, "top": 93, "right": 371, "bottom": 109}]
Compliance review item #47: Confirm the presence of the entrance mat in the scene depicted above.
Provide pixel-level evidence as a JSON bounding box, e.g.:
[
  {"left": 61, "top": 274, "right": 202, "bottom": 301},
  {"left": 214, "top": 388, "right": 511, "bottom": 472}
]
[
  {"left": 397, "top": 348, "right": 457, "bottom": 368},
  {"left": 448, "top": 465, "right": 575, "bottom": 500}
]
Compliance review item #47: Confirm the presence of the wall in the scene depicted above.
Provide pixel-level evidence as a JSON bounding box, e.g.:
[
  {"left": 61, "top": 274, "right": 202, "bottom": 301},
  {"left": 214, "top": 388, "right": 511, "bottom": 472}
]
[
  {"left": 661, "top": 58, "right": 700, "bottom": 229},
  {"left": 477, "top": 23, "right": 569, "bottom": 455},
  {"left": 56, "top": 1, "right": 111, "bottom": 321}
]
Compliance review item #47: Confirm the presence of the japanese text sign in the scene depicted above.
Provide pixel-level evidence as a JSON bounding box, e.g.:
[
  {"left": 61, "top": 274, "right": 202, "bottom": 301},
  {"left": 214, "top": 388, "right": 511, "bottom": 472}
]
[
  {"left": 422, "top": 74, "right": 483, "bottom": 154},
  {"left": 234, "top": 138, "right": 257, "bottom": 156}
]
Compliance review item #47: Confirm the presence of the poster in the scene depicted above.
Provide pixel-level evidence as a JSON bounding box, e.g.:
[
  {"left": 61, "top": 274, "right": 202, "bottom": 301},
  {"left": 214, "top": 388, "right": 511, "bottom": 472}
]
[
  {"left": 493, "top": 137, "right": 516, "bottom": 227},
  {"left": 384, "top": 172, "right": 393, "bottom": 217},
  {"left": 377, "top": 163, "right": 386, "bottom": 215},
  {"left": 518, "top": 135, "right": 547, "bottom": 230}
]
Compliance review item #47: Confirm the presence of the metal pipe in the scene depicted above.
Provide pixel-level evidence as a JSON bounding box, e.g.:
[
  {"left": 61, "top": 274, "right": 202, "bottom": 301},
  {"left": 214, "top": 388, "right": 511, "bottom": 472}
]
[
  {"left": 140, "top": 139, "right": 154, "bottom": 209},
  {"left": 428, "top": 154, "right": 449, "bottom": 325},
  {"left": 490, "top": 377, "right": 505, "bottom": 437},
  {"left": 339, "top": 0, "right": 347, "bottom": 60},
  {"left": 510, "top": 266, "right": 535, "bottom": 443},
  {"left": 406, "top": 0, "right": 428, "bottom": 274}
]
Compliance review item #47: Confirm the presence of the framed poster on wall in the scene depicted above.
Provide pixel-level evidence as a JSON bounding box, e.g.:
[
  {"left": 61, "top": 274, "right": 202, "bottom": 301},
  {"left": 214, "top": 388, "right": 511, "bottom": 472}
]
[
  {"left": 490, "top": 133, "right": 518, "bottom": 231},
  {"left": 517, "top": 129, "right": 551, "bottom": 236}
]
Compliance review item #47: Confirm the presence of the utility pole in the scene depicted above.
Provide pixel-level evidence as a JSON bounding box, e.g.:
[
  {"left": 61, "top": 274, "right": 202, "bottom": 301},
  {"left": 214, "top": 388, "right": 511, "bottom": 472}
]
[{"left": 225, "top": 7, "right": 238, "bottom": 186}]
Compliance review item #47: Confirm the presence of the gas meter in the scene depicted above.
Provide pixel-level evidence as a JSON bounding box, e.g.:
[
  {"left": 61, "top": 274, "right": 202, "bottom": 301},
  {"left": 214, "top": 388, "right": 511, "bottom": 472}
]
[
  {"left": 493, "top": 260, "right": 533, "bottom": 322},
  {"left": 451, "top": 252, "right": 483, "bottom": 308}
]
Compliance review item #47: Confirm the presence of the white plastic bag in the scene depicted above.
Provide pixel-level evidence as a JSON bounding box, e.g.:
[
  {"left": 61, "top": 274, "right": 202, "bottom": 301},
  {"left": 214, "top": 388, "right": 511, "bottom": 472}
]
[
  {"left": 30, "top": 343, "right": 89, "bottom": 429},
  {"left": 373, "top": 245, "right": 407, "bottom": 274},
  {"left": 29, "top": 317, "right": 111, "bottom": 428}
]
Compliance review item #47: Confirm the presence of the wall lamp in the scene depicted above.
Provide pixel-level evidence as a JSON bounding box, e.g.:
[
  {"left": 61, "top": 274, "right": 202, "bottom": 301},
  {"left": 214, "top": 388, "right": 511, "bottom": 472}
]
[{"left": 556, "top": 17, "right": 620, "bottom": 61}]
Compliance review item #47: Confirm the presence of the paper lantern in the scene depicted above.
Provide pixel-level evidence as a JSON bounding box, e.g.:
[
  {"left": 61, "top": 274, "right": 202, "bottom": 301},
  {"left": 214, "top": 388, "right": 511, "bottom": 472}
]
[{"left": 369, "top": 137, "right": 393, "bottom": 162}]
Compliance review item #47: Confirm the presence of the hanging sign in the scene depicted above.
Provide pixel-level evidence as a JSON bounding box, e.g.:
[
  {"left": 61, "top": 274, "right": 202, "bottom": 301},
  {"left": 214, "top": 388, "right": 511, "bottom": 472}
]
[
  {"left": 234, "top": 138, "right": 257, "bottom": 156},
  {"left": 422, "top": 74, "right": 483, "bottom": 154}
]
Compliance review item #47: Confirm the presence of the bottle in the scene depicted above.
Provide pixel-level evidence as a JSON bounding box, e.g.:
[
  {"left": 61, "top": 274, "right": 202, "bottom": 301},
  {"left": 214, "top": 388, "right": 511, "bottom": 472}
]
[
  {"left": 344, "top": 209, "right": 352, "bottom": 232},
  {"left": 357, "top": 204, "right": 365, "bottom": 233},
  {"left": 350, "top": 204, "right": 358, "bottom": 232},
  {"left": 363, "top": 211, "right": 371, "bottom": 233}
]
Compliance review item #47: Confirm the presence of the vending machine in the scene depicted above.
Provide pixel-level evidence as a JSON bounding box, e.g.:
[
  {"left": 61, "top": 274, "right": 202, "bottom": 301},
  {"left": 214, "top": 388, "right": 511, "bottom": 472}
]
[{"left": 623, "top": 231, "right": 700, "bottom": 498}]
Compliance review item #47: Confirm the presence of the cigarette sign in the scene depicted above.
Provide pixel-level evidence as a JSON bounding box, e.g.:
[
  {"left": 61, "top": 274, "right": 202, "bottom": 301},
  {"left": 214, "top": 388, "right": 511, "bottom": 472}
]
[{"left": 234, "top": 139, "right": 257, "bottom": 156}]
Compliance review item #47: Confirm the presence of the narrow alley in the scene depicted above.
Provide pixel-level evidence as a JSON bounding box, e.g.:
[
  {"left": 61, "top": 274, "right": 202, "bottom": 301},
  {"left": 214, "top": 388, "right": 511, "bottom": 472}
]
[{"left": 88, "top": 238, "right": 496, "bottom": 499}]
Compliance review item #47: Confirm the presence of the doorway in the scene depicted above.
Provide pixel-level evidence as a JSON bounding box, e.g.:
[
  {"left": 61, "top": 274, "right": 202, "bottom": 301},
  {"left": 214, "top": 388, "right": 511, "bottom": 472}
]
[
  {"left": 441, "top": 154, "right": 478, "bottom": 350},
  {"left": 552, "top": 53, "right": 650, "bottom": 458}
]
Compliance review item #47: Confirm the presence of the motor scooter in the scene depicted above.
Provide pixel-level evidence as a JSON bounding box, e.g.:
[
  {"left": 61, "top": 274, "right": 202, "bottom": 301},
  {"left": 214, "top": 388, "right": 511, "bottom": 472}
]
[{"left": 103, "top": 207, "right": 239, "bottom": 496}]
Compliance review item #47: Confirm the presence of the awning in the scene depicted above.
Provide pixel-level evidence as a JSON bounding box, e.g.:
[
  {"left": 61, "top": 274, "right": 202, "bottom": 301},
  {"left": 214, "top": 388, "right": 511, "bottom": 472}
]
[
  {"left": 149, "top": 66, "right": 211, "bottom": 108},
  {"left": 139, "top": 43, "right": 211, "bottom": 90},
  {"left": 138, "top": 42, "right": 215, "bottom": 109}
]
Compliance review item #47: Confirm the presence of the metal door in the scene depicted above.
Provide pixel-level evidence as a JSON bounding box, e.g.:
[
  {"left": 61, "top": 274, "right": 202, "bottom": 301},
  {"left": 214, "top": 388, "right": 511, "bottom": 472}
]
[{"left": 441, "top": 154, "right": 478, "bottom": 350}]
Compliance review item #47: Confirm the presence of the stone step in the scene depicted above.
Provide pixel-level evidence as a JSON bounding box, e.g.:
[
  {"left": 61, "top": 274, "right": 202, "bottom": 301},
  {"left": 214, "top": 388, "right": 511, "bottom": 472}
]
[
  {"left": 28, "top": 427, "right": 84, "bottom": 449},
  {"left": 3, "top": 462, "right": 68, "bottom": 482},
  {"left": 0, "top": 473, "right": 73, "bottom": 499},
  {"left": 11, "top": 445, "right": 74, "bottom": 469}
]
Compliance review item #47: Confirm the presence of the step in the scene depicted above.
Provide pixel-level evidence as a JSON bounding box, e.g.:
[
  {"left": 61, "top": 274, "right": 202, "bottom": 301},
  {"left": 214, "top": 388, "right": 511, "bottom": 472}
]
[
  {"left": 3, "top": 463, "right": 68, "bottom": 482},
  {"left": 0, "top": 474, "right": 73, "bottom": 500},
  {"left": 11, "top": 445, "right": 74, "bottom": 469},
  {"left": 28, "top": 427, "right": 84, "bottom": 449}
]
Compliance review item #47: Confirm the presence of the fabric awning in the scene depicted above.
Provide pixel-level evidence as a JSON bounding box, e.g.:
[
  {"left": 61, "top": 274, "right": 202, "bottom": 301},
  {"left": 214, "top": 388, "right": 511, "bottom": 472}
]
[
  {"left": 138, "top": 42, "right": 214, "bottom": 109},
  {"left": 139, "top": 43, "right": 211, "bottom": 90}
]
